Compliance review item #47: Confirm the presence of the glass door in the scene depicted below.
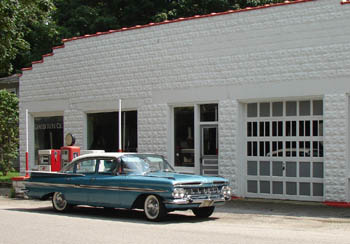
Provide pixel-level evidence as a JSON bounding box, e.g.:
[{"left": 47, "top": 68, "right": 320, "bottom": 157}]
[{"left": 201, "top": 125, "right": 218, "bottom": 176}]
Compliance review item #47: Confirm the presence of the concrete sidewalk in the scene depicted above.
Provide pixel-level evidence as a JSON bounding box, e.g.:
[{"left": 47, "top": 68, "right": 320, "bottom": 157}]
[
  {"left": 217, "top": 198, "right": 350, "bottom": 219},
  {"left": 0, "top": 187, "right": 10, "bottom": 197}
]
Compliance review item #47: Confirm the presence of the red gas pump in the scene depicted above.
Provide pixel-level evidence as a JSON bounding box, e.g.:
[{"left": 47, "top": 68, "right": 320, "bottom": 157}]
[
  {"left": 60, "top": 146, "right": 80, "bottom": 168},
  {"left": 60, "top": 133, "right": 80, "bottom": 168},
  {"left": 37, "top": 149, "right": 61, "bottom": 172}
]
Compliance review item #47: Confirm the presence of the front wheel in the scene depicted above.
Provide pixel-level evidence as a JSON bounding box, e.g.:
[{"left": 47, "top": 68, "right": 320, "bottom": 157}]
[
  {"left": 144, "top": 195, "right": 167, "bottom": 221},
  {"left": 192, "top": 206, "right": 215, "bottom": 218},
  {"left": 52, "top": 192, "right": 71, "bottom": 212}
]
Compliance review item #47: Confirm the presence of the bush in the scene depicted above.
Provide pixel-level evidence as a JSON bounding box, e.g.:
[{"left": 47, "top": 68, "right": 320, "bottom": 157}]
[{"left": 0, "top": 89, "right": 19, "bottom": 176}]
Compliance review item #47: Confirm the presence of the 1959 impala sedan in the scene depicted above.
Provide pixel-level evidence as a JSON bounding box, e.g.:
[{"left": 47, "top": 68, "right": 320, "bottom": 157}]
[{"left": 25, "top": 153, "right": 231, "bottom": 221}]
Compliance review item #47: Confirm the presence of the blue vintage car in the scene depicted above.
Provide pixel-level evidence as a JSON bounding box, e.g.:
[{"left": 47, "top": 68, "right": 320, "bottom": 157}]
[{"left": 25, "top": 153, "right": 231, "bottom": 221}]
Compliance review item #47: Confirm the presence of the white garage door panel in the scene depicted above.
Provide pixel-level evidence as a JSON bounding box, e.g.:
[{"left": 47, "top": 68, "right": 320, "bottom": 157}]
[{"left": 245, "top": 100, "right": 324, "bottom": 201}]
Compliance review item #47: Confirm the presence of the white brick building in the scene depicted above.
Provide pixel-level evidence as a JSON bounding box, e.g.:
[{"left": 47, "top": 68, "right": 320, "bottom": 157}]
[{"left": 19, "top": 0, "right": 350, "bottom": 203}]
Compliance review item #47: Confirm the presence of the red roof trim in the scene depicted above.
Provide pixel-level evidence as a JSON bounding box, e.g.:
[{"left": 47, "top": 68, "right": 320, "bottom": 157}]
[
  {"left": 341, "top": 0, "right": 350, "bottom": 4},
  {"left": 52, "top": 44, "right": 65, "bottom": 50},
  {"left": 21, "top": 0, "right": 314, "bottom": 73}
]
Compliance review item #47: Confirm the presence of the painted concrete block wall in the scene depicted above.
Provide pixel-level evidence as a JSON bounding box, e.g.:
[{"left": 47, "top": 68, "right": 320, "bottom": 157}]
[
  {"left": 324, "top": 94, "right": 348, "bottom": 202},
  {"left": 138, "top": 103, "right": 169, "bottom": 156},
  {"left": 19, "top": 0, "right": 350, "bottom": 200},
  {"left": 218, "top": 100, "right": 240, "bottom": 196}
]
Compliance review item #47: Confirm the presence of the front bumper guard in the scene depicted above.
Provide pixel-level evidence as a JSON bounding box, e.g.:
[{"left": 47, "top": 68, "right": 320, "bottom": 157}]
[{"left": 164, "top": 195, "right": 230, "bottom": 205}]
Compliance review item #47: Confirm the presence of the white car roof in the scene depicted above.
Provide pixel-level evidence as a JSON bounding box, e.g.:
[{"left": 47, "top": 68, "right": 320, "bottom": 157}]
[{"left": 72, "top": 152, "right": 160, "bottom": 162}]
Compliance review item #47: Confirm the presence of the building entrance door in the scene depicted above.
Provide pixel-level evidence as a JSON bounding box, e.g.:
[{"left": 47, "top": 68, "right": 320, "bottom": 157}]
[{"left": 200, "top": 125, "right": 218, "bottom": 176}]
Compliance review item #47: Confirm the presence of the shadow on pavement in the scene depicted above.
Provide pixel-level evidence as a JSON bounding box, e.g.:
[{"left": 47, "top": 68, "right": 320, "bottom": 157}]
[{"left": 6, "top": 205, "right": 218, "bottom": 225}]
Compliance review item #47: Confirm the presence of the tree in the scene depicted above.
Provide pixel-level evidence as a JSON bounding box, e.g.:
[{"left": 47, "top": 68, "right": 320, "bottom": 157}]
[
  {"left": 0, "top": 89, "right": 19, "bottom": 176},
  {"left": 0, "top": 0, "right": 58, "bottom": 77}
]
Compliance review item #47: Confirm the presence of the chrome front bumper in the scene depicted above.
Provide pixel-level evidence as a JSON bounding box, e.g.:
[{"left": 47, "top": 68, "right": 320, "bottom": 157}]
[{"left": 164, "top": 195, "right": 230, "bottom": 206}]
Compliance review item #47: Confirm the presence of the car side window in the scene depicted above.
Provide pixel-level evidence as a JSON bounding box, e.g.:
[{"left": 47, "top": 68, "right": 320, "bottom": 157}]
[
  {"left": 75, "top": 159, "right": 97, "bottom": 174},
  {"left": 61, "top": 163, "right": 74, "bottom": 173},
  {"left": 98, "top": 159, "right": 117, "bottom": 174}
]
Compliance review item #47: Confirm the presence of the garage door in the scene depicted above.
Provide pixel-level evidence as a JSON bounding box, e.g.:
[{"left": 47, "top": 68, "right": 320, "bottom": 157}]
[{"left": 245, "top": 100, "right": 324, "bottom": 201}]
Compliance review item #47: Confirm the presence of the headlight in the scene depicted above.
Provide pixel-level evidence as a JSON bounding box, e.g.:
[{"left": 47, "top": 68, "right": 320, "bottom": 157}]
[
  {"left": 172, "top": 188, "right": 186, "bottom": 199},
  {"left": 221, "top": 185, "right": 232, "bottom": 198}
]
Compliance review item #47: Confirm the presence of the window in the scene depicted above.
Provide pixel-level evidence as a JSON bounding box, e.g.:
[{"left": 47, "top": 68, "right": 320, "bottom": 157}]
[
  {"left": 34, "top": 116, "right": 63, "bottom": 164},
  {"left": 200, "top": 104, "right": 218, "bottom": 122},
  {"left": 98, "top": 159, "right": 118, "bottom": 174},
  {"left": 174, "top": 107, "right": 194, "bottom": 167},
  {"left": 87, "top": 111, "right": 137, "bottom": 152},
  {"left": 76, "top": 159, "right": 97, "bottom": 174}
]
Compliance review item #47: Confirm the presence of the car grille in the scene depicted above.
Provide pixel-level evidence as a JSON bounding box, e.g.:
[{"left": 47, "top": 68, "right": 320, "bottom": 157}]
[{"left": 185, "top": 186, "right": 221, "bottom": 198}]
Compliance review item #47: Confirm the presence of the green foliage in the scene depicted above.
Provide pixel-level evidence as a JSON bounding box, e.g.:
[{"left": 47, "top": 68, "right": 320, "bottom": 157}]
[
  {"left": 0, "top": 90, "right": 19, "bottom": 176},
  {"left": 0, "top": 171, "right": 19, "bottom": 183},
  {"left": 0, "top": 0, "right": 59, "bottom": 77}
]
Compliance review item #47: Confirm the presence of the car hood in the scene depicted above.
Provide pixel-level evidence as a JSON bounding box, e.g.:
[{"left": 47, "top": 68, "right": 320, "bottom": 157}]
[{"left": 143, "top": 172, "right": 228, "bottom": 185}]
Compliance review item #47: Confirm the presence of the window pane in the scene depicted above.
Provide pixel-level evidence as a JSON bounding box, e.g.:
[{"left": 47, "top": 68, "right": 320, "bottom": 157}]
[
  {"left": 200, "top": 104, "right": 218, "bottom": 122},
  {"left": 299, "top": 162, "right": 310, "bottom": 177},
  {"left": 260, "top": 141, "right": 265, "bottom": 156},
  {"left": 313, "top": 100, "right": 323, "bottom": 115},
  {"left": 272, "top": 102, "right": 283, "bottom": 117},
  {"left": 272, "top": 161, "right": 283, "bottom": 176},
  {"left": 299, "top": 101, "right": 311, "bottom": 116},
  {"left": 286, "top": 162, "right": 296, "bottom": 177},
  {"left": 247, "top": 142, "right": 252, "bottom": 156},
  {"left": 203, "top": 127, "right": 217, "bottom": 155},
  {"left": 313, "top": 162, "right": 324, "bottom": 178},
  {"left": 259, "top": 122, "right": 264, "bottom": 137},
  {"left": 98, "top": 159, "right": 117, "bottom": 173},
  {"left": 259, "top": 161, "right": 270, "bottom": 176},
  {"left": 272, "top": 181, "right": 283, "bottom": 194},
  {"left": 313, "top": 183, "right": 323, "bottom": 196},
  {"left": 260, "top": 103, "right": 270, "bottom": 117},
  {"left": 35, "top": 116, "right": 63, "bottom": 164},
  {"left": 247, "top": 103, "right": 258, "bottom": 117},
  {"left": 286, "top": 182, "right": 297, "bottom": 195},
  {"left": 76, "top": 159, "right": 97, "bottom": 174},
  {"left": 247, "top": 161, "right": 257, "bottom": 175},
  {"left": 260, "top": 181, "right": 270, "bottom": 194},
  {"left": 253, "top": 122, "right": 258, "bottom": 137},
  {"left": 265, "top": 122, "right": 270, "bottom": 137},
  {"left": 248, "top": 180, "right": 258, "bottom": 193},
  {"left": 174, "top": 107, "right": 194, "bottom": 167},
  {"left": 286, "top": 101, "right": 297, "bottom": 116},
  {"left": 247, "top": 122, "right": 252, "bottom": 137},
  {"left": 313, "top": 120, "right": 318, "bottom": 136},
  {"left": 87, "top": 111, "right": 137, "bottom": 152},
  {"left": 300, "top": 182, "right": 311, "bottom": 196},
  {"left": 253, "top": 142, "right": 258, "bottom": 156}
]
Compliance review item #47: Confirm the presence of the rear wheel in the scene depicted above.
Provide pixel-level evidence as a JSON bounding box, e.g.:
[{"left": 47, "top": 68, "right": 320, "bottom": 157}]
[
  {"left": 192, "top": 206, "right": 215, "bottom": 218},
  {"left": 144, "top": 195, "right": 167, "bottom": 221},
  {"left": 52, "top": 192, "right": 71, "bottom": 212}
]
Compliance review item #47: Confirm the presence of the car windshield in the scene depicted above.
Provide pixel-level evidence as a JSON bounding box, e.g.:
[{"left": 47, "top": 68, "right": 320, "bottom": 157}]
[{"left": 121, "top": 154, "right": 175, "bottom": 175}]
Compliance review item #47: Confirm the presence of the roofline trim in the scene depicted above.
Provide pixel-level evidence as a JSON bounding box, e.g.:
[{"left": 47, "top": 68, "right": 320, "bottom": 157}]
[{"left": 20, "top": 0, "right": 314, "bottom": 74}]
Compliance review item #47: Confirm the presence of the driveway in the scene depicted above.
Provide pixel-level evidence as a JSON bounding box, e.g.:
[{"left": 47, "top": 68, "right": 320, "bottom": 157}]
[{"left": 1, "top": 194, "right": 350, "bottom": 244}]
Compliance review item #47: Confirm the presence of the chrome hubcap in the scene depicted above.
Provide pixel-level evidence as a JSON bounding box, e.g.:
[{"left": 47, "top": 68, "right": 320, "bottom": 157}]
[
  {"left": 54, "top": 192, "right": 67, "bottom": 210},
  {"left": 145, "top": 196, "right": 159, "bottom": 218}
]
